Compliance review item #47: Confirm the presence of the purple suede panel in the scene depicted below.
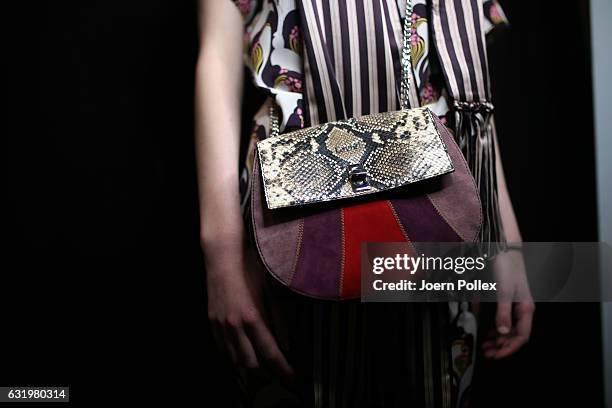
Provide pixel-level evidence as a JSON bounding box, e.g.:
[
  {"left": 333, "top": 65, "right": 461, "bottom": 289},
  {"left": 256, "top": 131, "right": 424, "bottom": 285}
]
[
  {"left": 427, "top": 115, "right": 482, "bottom": 242},
  {"left": 390, "top": 195, "right": 462, "bottom": 242},
  {"left": 290, "top": 208, "right": 343, "bottom": 299},
  {"left": 390, "top": 113, "right": 481, "bottom": 243},
  {"left": 251, "top": 156, "right": 303, "bottom": 286}
]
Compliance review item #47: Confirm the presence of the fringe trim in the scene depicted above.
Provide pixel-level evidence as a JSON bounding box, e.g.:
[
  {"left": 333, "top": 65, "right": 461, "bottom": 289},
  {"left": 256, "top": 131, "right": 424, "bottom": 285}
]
[{"left": 453, "top": 101, "right": 507, "bottom": 257}]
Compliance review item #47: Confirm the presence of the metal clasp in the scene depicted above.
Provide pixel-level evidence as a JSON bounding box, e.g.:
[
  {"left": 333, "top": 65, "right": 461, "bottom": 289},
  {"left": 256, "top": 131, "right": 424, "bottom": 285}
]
[{"left": 348, "top": 164, "right": 371, "bottom": 193}]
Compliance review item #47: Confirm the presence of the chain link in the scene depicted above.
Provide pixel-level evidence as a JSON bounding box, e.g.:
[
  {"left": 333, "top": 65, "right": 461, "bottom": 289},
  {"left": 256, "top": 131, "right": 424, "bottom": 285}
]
[
  {"left": 269, "top": 103, "right": 280, "bottom": 138},
  {"left": 400, "top": 0, "right": 414, "bottom": 110}
]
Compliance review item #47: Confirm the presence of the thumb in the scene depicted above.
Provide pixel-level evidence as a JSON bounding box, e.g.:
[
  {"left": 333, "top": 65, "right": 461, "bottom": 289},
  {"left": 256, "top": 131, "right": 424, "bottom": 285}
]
[{"left": 495, "top": 301, "right": 512, "bottom": 335}]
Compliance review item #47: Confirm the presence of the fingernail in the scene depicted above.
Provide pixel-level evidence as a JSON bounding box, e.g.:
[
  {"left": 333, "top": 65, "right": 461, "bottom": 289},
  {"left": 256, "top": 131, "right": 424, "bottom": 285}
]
[{"left": 498, "top": 326, "right": 510, "bottom": 335}]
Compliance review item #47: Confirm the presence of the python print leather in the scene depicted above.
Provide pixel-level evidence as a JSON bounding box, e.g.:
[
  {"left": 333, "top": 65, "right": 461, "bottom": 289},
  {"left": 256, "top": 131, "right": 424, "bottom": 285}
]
[{"left": 257, "top": 107, "right": 454, "bottom": 209}]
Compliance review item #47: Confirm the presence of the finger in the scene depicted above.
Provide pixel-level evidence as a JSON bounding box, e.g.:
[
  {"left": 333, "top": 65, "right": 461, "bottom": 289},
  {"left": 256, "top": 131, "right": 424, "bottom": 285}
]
[
  {"left": 481, "top": 341, "right": 498, "bottom": 359},
  {"left": 482, "top": 333, "right": 519, "bottom": 360},
  {"left": 515, "top": 301, "right": 535, "bottom": 341},
  {"left": 225, "top": 338, "right": 239, "bottom": 366},
  {"left": 234, "top": 329, "right": 260, "bottom": 369},
  {"left": 494, "top": 335, "right": 528, "bottom": 359},
  {"left": 482, "top": 325, "right": 503, "bottom": 340},
  {"left": 481, "top": 340, "right": 497, "bottom": 350},
  {"left": 217, "top": 324, "right": 239, "bottom": 366},
  {"left": 225, "top": 322, "right": 260, "bottom": 369},
  {"left": 495, "top": 301, "right": 512, "bottom": 335},
  {"left": 481, "top": 328, "right": 501, "bottom": 356},
  {"left": 484, "top": 348, "right": 497, "bottom": 359},
  {"left": 496, "top": 334, "right": 510, "bottom": 347},
  {"left": 494, "top": 302, "right": 534, "bottom": 359},
  {"left": 212, "top": 320, "right": 239, "bottom": 366},
  {"left": 245, "top": 318, "right": 294, "bottom": 379},
  {"left": 210, "top": 322, "right": 224, "bottom": 352}
]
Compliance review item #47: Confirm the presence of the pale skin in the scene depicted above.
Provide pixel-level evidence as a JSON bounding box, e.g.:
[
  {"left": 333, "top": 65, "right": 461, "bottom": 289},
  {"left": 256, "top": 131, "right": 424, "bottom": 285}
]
[{"left": 196, "top": 0, "right": 534, "bottom": 377}]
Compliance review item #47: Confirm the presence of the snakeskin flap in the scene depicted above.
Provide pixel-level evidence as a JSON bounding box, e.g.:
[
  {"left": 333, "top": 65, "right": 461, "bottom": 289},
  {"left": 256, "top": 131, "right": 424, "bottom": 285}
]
[{"left": 257, "top": 107, "right": 454, "bottom": 209}]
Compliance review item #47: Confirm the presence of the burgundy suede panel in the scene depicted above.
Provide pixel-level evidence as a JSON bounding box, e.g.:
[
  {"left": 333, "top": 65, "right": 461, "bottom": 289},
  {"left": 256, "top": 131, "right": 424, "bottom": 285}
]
[
  {"left": 390, "top": 196, "right": 462, "bottom": 242},
  {"left": 427, "top": 115, "right": 482, "bottom": 242},
  {"left": 290, "top": 208, "right": 343, "bottom": 299},
  {"left": 251, "top": 155, "right": 303, "bottom": 286}
]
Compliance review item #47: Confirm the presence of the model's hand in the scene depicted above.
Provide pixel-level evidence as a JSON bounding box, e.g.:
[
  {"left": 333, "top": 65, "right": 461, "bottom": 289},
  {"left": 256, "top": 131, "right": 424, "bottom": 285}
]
[
  {"left": 205, "top": 245, "right": 294, "bottom": 379},
  {"left": 481, "top": 249, "right": 535, "bottom": 359}
]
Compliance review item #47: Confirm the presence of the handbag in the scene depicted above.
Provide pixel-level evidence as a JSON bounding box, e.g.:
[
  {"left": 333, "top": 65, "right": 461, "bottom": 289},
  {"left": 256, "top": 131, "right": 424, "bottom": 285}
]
[{"left": 250, "top": 0, "right": 482, "bottom": 300}]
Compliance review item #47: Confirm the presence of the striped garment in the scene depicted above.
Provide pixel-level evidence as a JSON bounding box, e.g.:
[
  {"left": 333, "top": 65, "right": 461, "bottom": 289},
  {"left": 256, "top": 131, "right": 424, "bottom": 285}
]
[{"left": 230, "top": 0, "right": 508, "bottom": 406}]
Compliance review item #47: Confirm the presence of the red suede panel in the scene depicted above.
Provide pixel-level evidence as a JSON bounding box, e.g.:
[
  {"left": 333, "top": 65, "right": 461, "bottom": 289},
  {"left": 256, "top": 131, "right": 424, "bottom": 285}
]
[{"left": 341, "top": 200, "right": 408, "bottom": 298}]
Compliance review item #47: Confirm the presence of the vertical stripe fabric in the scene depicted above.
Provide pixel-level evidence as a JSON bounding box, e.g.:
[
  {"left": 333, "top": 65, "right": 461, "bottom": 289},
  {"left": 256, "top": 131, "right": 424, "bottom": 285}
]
[
  {"left": 431, "top": 0, "right": 506, "bottom": 249},
  {"left": 296, "top": 0, "right": 504, "bottom": 247},
  {"left": 261, "top": 1, "right": 501, "bottom": 407},
  {"left": 290, "top": 2, "right": 485, "bottom": 407},
  {"left": 430, "top": 0, "right": 491, "bottom": 102},
  {"left": 297, "top": 0, "right": 414, "bottom": 125},
  {"left": 235, "top": 0, "right": 511, "bottom": 406}
]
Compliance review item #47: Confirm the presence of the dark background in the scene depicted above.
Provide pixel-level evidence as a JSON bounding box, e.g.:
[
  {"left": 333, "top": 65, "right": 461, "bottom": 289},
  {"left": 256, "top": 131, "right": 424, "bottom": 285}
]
[
  {"left": 4, "top": 0, "right": 236, "bottom": 405},
  {"left": 3, "top": 0, "right": 603, "bottom": 406},
  {"left": 477, "top": 1, "right": 602, "bottom": 407}
]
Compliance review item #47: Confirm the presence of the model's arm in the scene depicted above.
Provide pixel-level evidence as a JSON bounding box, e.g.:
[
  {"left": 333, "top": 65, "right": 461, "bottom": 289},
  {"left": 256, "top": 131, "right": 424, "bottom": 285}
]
[
  {"left": 195, "top": 0, "right": 292, "bottom": 377},
  {"left": 496, "top": 140, "right": 522, "bottom": 244},
  {"left": 482, "top": 134, "right": 535, "bottom": 359}
]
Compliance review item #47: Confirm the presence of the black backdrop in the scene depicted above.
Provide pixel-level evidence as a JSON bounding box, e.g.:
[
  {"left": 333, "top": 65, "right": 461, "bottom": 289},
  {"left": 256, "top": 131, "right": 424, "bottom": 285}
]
[
  {"left": 4, "top": 0, "right": 235, "bottom": 405},
  {"left": 3, "top": 0, "right": 603, "bottom": 406},
  {"left": 477, "top": 1, "right": 602, "bottom": 407}
]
